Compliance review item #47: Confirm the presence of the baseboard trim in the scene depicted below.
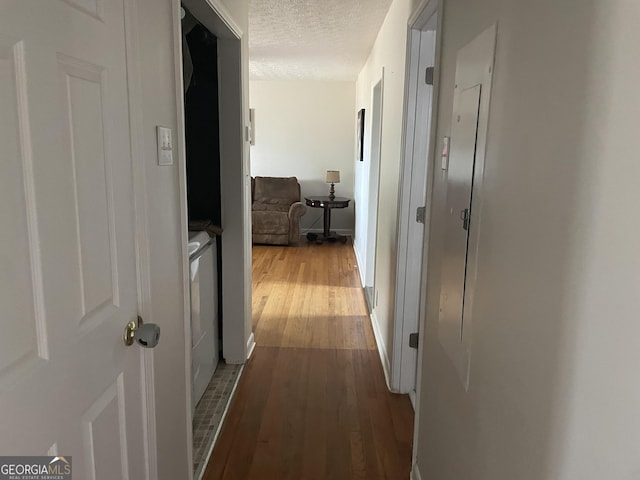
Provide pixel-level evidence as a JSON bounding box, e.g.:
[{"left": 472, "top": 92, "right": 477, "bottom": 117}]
[
  {"left": 370, "top": 310, "right": 393, "bottom": 391},
  {"left": 352, "top": 241, "right": 366, "bottom": 287},
  {"left": 409, "top": 389, "right": 416, "bottom": 410},
  {"left": 411, "top": 463, "right": 422, "bottom": 480},
  {"left": 246, "top": 332, "right": 256, "bottom": 360}
]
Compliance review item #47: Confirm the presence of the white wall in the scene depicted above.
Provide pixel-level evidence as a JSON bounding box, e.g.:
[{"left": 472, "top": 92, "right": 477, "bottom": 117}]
[
  {"left": 249, "top": 81, "right": 356, "bottom": 233},
  {"left": 415, "top": 0, "right": 640, "bottom": 479},
  {"left": 354, "top": 0, "right": 414, "bottom": 379},
  {"left": 220, "top": 0, "right": 254, "bottom": 366}
]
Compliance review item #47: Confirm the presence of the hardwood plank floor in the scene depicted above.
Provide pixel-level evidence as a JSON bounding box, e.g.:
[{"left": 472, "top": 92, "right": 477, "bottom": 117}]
[{"left": 203, "top": 239, "right": 414, "bottom": 480}]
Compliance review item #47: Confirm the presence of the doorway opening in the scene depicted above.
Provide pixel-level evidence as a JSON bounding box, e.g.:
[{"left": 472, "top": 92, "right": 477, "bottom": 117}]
[
  {"left": 174, "top": 0, "right": 251, "bottom": 478},
  {"left": 181, "top": 9, "right": 238, "bottom": 477},
  {"left": 182, "top": 6, "right": 223, "bottom": 411}
]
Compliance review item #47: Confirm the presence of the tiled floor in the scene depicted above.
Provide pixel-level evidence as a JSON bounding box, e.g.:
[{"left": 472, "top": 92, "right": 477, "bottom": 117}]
[{"left": 192, "top": 362, "right": 243, "bottom": 478}]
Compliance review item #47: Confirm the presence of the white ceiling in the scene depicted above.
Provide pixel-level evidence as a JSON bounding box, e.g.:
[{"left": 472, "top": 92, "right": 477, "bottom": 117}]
[{"left": 249, "top": 0, "right": 393, "bottom": 81}]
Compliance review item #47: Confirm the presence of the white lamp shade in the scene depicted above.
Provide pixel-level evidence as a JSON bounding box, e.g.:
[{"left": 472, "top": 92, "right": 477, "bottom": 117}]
[{"left": 326, "top": 170, "right": 341, "bottom": 183}]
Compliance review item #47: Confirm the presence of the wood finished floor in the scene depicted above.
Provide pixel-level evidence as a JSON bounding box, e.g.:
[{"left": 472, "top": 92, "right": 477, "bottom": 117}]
[{"left": 203, "top": 239, "right": 414, "bottom": 480}]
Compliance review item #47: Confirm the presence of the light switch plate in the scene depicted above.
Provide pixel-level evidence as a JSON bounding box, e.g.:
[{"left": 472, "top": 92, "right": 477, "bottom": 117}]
[{"left": 156, "top": 126, "right": 173, "bottom": 166}]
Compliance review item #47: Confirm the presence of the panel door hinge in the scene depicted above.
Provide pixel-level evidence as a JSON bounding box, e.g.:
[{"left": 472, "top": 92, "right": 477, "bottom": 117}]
[
  {"left": 409, "top": 332, "right": 419, "bottom": 349},
  {"left": 416, "top": 206, "right": 426, "bottom": 224},
  {"left": 425, "top": 66, "right": 435, "bottom": 85}
]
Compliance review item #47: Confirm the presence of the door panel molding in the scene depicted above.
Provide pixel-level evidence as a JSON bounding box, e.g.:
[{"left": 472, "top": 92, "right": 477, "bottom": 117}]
[
  {"left": 61, "top": 0, "right": 104, "bottom": 21},
  {"left": 0, "top": 38, "right": 49, "bottom": 378},
  {"left": 82, "top": 374, "right": 130, "bottom": 480}
]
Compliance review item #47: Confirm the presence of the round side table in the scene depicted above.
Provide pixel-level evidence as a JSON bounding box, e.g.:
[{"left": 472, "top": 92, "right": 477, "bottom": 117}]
[{"left": 304, "top": 196, "right": 350, "bottom": 244}]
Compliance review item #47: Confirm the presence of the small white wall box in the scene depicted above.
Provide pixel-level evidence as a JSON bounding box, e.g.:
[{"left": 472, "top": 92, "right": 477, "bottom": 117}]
[{"left": 249, "top": 108, "right": 255, "bottom": 145}]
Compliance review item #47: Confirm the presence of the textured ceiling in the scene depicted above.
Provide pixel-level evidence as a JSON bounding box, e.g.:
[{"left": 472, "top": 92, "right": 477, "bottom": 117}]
[{"left": 249, "top": 0, "right": 393, "bottom": 81}]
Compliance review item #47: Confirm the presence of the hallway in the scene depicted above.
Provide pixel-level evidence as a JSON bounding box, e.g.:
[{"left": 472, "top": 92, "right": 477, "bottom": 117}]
[{"left": 203, "top": 240, "right": 414, "bottom": 479}]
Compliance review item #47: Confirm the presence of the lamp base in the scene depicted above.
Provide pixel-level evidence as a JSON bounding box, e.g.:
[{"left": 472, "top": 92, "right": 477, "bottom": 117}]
[{"left": 329, "top": 183, "right": 335, "bottom": 200}]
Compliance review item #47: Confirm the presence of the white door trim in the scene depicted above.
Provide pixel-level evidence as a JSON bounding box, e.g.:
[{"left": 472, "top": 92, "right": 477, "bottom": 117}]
[
  {"left": 123, "top": 0, "right": 157, "bottom": 478},
  {"left": 364, "top": 70, "right": 385, "bottom": 309},
  {"left": 202, "top": 0, "right": 243, "bottom": 37},
  {"left": 170, "top": 3, "right": 195, "bottom": 477},
  {"left": 407, "top": 0, "right": 444, "bottom": 468},
  {"left": 391, "top": 0, "right": 440, "bottom": 395}
]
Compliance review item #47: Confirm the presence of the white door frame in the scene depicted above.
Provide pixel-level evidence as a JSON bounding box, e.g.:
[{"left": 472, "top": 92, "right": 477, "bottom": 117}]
[
  {"left": 364, "top": 71, "right": 385, "bottom": 311},
  {"left": 405, "top": 0, "right": 444, "bottom": 473},
  {"left": 391, "top": 0, "right": 440, "bottom": 399},
  {"left": 171, "top": 0, "right": 252, "bottom": 477}
]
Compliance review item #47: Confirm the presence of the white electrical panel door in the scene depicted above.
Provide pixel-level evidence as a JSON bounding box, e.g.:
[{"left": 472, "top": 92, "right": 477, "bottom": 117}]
[
  {"left": 439, "top": 85, "right": 482, "bottom": 383},
  {"left": 438, "top": 24, "right": 497, "bottom": 390}
]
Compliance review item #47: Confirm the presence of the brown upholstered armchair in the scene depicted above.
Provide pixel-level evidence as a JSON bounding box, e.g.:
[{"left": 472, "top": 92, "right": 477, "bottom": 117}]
[{"left": 251, "top": 176, "right": 307, "bottom": 245}]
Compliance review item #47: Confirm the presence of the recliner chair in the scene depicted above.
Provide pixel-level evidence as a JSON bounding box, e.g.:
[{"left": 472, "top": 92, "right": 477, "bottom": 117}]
[{"left": 251, "top": 176, "right": 307, "bottom": 245}]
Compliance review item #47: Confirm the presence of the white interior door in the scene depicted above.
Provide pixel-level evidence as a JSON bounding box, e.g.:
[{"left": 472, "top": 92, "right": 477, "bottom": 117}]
[
  {"left": 0, "top": 1, "right": 148, "bottom": 478},
  {"left": 393, "top": 28, "right": 436, "bottom": 398}
]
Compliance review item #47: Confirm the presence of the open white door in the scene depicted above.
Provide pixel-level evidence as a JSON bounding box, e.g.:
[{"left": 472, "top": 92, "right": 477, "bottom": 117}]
[
  {"left": 392, "top": 17, "right": 438, "bottom": 399},
  {"left": 0, "top": 1, "right": 149, "bottom": 478}
]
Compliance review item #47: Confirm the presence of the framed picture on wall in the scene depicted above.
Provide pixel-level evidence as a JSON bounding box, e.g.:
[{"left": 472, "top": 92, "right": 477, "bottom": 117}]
[{"left": 357, "top": 108, "right": 365, "bottom": 161}]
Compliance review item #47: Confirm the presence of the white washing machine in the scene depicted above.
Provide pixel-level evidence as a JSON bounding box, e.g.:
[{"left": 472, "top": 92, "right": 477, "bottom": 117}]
[{"left": 188, "top": 231, "right": 219, "bottom": 415}]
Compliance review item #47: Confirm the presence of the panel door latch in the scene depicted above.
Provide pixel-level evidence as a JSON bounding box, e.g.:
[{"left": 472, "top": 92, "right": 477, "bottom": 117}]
[
  {"left": 416, "top": 206, "right": 426, "bottom": 224},
  {"left": 460, "top": 208, "right": 470, "bottom": 231},
  {"left": 409, "top": 332, "right": 419, "bottom": 349}
]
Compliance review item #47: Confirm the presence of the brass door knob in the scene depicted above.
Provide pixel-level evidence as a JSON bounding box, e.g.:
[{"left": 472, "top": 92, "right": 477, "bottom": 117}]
[{"left": 123, "top": 316, "right": 160, "bottom": 348}]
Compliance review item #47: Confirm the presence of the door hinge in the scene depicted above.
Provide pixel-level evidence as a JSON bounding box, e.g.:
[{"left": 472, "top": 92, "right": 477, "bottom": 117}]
[
  {"left": 409, "top": 332, "right": 419, "bottom": 349},
  {"left": 416, "top": 206, "right": 426, "bottom": 224},
  {"left": 425, "top": 66, "right": 435, "bottom": 85}
]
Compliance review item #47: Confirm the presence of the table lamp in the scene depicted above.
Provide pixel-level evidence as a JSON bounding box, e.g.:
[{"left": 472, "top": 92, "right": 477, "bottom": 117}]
[{"left": 326, "top": 170, "right": 340, "bottom": 200}]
